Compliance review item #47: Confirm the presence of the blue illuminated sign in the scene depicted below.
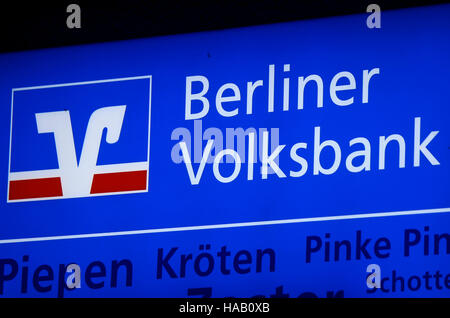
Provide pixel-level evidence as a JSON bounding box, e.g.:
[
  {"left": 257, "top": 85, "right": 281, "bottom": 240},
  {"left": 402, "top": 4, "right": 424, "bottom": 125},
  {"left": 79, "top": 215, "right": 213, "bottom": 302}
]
[{"left": 0, "top": 4, "right": 449, "bottom": 297}]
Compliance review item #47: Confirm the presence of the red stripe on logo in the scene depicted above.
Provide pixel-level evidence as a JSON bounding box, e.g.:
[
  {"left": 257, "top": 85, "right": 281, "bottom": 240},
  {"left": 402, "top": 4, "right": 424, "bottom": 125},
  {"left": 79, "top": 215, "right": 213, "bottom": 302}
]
[
  {"left": 9, "top": 177, "right": 63, "bottom": 201},
  {"left": 90, "top": 170, "right": 147, "bottom": 194}
]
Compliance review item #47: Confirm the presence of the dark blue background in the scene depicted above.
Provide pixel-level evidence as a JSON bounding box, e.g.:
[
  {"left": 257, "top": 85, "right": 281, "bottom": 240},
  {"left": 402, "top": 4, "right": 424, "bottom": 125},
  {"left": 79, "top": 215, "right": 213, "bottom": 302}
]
[
  {"left": 10, "top": 79, "right": 150, "bottom": 172},
  {"left": 0, "top": 5, "right": 448, "bottom": 297}
]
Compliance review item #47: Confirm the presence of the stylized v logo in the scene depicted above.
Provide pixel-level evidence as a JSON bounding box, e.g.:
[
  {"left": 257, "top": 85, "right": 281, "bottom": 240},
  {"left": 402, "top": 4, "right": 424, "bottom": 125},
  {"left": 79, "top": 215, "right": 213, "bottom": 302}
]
[
  {"left": 35, "top": 106, "right": 126, "bottom": 196},
  {"left": 8, "top": 75, "right": 151, "bottom": 202}
]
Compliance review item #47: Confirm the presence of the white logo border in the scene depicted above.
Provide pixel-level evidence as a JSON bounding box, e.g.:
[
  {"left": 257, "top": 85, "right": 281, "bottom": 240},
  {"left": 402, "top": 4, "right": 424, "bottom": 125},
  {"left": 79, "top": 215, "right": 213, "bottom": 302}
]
[{"left": 7, "top": 75, "right": 152, "bottom": 203}]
